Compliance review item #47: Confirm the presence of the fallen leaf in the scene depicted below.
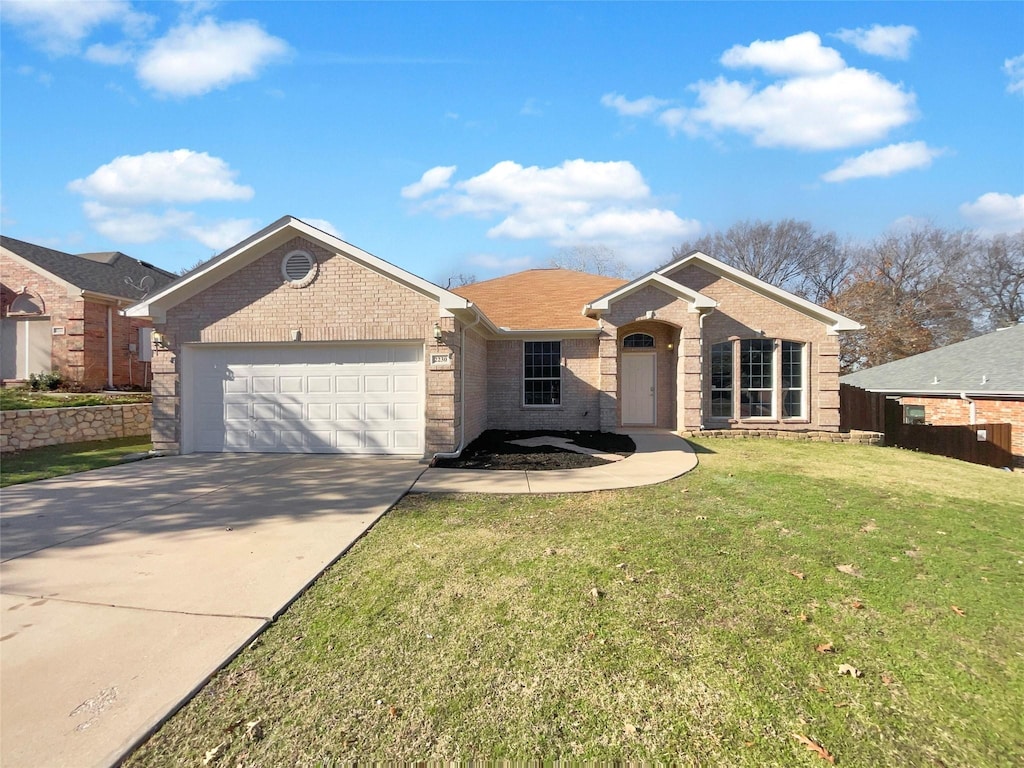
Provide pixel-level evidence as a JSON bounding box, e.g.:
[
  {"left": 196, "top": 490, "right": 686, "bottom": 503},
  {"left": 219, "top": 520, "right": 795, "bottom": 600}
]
[
  {"left": 788, "top": 570, "right": 806, "bottom": 580},
  {"left": 793, "top": 733, "right": 835, "bottom": 764},
  {"left": 816, "top": 686, "right": 828, "bottom": 693},
  {"left": 859, "top": 522, "right": 878, "bottom": 533},
  {"left": 836, "top": 564, "right": 863, "bottom": 578},
  {"left": 203, "top": 742, "right": 229, "bottom": 765},
  {"left": 834, "top": 701, "right": 850, "bottom": 708},
  {"left": 388, "top": 705, "right": 399, "bottom": 718},
  {"left": 881, "top": 674, "right": 895, "bottom": 686},
  {"left": 624, "top": 722, "right": 638, "bottom": 736},
  {"left": 851, "top": 600, "right": 864, "bottom": 610},
  {"left": 798, "top": 613, "right": 810, "bottom": 622},
  {"left": 951, "top": 605, "right": 966, "bottom": 616},
  {"left": 616, "top": 562, "right": 627, "bottom": 569},
  {"left": 245, "top": 719, "right": 263, "bottom": 742},
  {"left": 816, "top": 642, "right": 836, "bottom": 654},
  {"left": 695, "top": 515, "right": 708, "bottom": 521},
  {"left": 838, "top": 663, "right": 863, "bottom": 678},
  {"left": 589, "top": 587, "right": 602, "bottom": 602}
]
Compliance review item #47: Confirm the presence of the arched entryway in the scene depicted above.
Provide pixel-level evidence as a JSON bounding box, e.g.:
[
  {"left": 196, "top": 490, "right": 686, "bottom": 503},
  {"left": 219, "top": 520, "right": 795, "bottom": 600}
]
[{"left": 617, "top": 320, "right": 680, "bottom": 428}]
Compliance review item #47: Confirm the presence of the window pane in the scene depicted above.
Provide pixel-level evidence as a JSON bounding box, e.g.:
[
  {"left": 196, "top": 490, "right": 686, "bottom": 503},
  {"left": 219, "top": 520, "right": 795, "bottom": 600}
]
[
  {"left": 783, "top": 390, "right": 802, "bottom": 419},
  {"left": 623, "top": 333, "right": 655, "bottom": 348},
  {"left": 710, "top": 342, "right": 733, "bottom": 418},
  {"left": 524, "top": 341, "right": 561, "bottom": 405},
  {"left": 740, "top": 339, "right": 772, "bottom": 417},
  {"left": 781, "top": 341, "right": 803, "bottom": 418},
  {"left": 740, "top": 390, "right": 773, "bottom": 418}
]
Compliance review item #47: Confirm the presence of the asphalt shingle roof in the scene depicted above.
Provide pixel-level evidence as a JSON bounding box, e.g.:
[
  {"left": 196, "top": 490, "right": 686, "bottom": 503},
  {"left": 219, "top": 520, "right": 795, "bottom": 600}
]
[
  {"left": 454, "top": 268, "right": 627, "bottom": 331},
  {"left": 840, "top": 324, "right": 1024, "bottom": 395},
  {"left": 2, "top": 236, "right": 176, "bottom": 301}
]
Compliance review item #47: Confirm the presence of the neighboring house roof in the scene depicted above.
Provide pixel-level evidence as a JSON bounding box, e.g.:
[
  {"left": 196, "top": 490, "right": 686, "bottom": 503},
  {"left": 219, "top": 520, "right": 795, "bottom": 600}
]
[
  {"left": 655, "top": 251, "right": 863, "bottom": 335},
  {"left": 841, "top": 324, "right": 1024, "bottom": 396},
  {"left": 1, "top": 236, "right": 176, "bottom": 302},
  {"left": 126, "top": 216, "right": 473, "bottom": 322},
  {"left": 454, "top": 269, "right": 627, "bottom": 331}
]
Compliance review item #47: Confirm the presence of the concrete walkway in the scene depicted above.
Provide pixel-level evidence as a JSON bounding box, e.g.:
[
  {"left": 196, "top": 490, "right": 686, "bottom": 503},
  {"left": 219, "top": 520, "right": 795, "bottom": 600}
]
[
  {"left": 0, "top": 454, "right": 425, "bottom": 768},
  {"left": 411, "top": 430, "right": 697, "bottom": 494}
]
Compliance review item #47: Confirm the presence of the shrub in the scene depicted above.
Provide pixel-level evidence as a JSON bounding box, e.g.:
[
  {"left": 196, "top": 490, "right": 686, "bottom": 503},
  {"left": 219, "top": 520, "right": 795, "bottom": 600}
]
[{"left": 27, "top": 371, "right": 63, "bottom": 391}]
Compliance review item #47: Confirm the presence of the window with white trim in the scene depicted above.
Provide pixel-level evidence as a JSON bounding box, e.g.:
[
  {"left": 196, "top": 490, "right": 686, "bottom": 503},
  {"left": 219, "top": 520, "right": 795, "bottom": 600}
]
[
  {"left": 524, "top": 341, "right": 561, "bottom": 406},
  {"left": 623, "top": 332, "right": 655, "bottom": 348},
  {"left": 740, "top": 339, "right": 773, "bottom": 418},
  {"left": 781, "top": 341, "right": 805, "bottom": 419},
  {"left": 710, "top": 341, "right": 733, "bottom": 418}
]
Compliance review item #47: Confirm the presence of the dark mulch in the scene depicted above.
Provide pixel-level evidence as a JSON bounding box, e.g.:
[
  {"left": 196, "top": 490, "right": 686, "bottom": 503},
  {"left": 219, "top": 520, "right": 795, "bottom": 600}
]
[{"left": 433, "top": 429, "right": 635, "bottom": 471}]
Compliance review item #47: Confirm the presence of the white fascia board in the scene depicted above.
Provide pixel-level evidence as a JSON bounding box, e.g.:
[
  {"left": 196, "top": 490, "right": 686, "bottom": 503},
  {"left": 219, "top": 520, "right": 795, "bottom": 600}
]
[
  {"left": 659, "top": 251, "right": 864, "bottom": 334},
  {"left": 584, "top": 272, "right": 717, "bottom": 314},
  {"left": 496, "top": 328, "right": 602, "bottom": 340},
  {"left": 125, "top": 216, "right": 470, "bottom": 321}
]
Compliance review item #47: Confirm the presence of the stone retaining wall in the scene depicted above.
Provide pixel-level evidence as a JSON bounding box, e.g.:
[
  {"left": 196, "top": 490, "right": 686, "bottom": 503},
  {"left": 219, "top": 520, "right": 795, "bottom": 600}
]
[
  {"left": 1, "top": 403, "right": 152, "bottom": 453},
  {"left": 679, "top": 428, "right": 884, "bottom": 445}
]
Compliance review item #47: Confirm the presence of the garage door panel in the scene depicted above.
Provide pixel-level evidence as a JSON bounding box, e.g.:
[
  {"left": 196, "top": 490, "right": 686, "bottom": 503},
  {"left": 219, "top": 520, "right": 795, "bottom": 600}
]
[{"left": 189, "top": 344, "right": 423, "bottom": 455}]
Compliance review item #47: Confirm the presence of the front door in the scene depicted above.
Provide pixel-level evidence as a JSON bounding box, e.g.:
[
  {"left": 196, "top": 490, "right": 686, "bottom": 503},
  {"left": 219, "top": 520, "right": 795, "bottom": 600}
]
[{"left": 622, "top": 352, "right": 656, "bottom": 425}]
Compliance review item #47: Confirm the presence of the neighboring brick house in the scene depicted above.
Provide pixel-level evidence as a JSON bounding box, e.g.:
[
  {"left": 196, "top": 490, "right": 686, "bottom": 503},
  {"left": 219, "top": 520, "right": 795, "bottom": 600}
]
[
  {"left": 126, "top": 216, "right": 861, "bottom": 457},
  {"left": 841, "top": 324, "right": 1024, "bottom": 467},
  {"left": 1, "top": 237, "right": 176, "bottom": 388}
]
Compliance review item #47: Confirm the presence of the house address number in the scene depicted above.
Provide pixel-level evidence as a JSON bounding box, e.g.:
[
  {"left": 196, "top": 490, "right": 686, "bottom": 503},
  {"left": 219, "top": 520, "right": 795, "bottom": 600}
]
[{"left": 430, "top": 352, "right": 453, "bottom": 368}]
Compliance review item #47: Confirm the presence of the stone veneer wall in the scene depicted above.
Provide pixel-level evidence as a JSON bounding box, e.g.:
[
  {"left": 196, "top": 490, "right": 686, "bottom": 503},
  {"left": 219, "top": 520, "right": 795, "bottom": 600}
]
[
  {"left": 679, "top": 428, "right": 883, "bottom": 445},
  {"left": 0, "top": 402, "right": 152, "bottom": 452}
]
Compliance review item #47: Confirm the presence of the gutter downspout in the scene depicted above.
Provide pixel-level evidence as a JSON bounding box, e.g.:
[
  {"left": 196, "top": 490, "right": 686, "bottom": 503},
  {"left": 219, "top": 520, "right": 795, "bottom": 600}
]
[
  {"left": 431, "top": 305, "right": 483, "bottom": 461},
  {"left": 697, "top": 305, "right": 716, "bottom": 430},
  {"left": 959, "top": 392, "right": 976, "bottom": 425},
  {"left": 106, "top": 306, "right": 114, "bottom": 389}
]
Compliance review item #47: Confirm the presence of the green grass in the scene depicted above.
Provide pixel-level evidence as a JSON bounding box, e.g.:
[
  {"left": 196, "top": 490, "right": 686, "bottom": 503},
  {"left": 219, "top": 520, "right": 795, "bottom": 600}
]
[
  {"left": 0, "top": 389, "right": 152, "bottom": 410},
  {"left": 124, "top": 440, "right": 1023, "bottom": 766},
  {"left": 0, "top": 436, "right": 153, "bottom": 486}
]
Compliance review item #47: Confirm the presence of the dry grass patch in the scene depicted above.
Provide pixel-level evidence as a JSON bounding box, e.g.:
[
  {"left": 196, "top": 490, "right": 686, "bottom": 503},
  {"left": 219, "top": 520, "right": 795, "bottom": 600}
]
[{"left": 125, "top": 440, "right": 1023, "bottom": 766}]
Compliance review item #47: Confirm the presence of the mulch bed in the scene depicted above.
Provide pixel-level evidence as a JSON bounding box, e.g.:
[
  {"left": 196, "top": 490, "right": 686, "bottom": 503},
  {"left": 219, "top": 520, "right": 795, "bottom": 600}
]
[{"left": 433, "top": 429, "right": 635, "bottom": 471}]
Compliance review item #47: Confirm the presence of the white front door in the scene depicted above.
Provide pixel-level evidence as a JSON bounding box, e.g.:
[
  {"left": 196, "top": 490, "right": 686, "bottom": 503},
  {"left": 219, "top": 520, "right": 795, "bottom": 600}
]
[{"left": 622, "top": 352, "right": 656, "bottom": 425}]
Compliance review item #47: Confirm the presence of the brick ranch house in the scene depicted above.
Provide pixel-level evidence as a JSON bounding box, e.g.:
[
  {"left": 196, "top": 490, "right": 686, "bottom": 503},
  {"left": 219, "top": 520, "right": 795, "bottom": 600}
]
[
  {"left": 126, "top": 216, "right": 862, "bottom": 457},
  {"left": 1, "top": 237, "right": 176, "bottom": 388},
  {"left": 841, "top": 324, "right": 1024, "bottom": 467}
]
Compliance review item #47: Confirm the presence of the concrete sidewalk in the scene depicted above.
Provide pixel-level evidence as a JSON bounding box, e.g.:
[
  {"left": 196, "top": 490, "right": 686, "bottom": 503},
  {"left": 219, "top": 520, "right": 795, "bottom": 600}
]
[
  {"left": 0, "top": 454, "right": 424, "bottom": 768},
  {"left": 411, "top": 430, "right": 697, "bottom": 494}
]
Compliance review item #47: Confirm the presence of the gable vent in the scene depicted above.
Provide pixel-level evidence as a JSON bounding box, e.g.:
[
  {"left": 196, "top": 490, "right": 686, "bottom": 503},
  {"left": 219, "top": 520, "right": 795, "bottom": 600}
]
[{"left": 281, "top": 249, "right": 318, "bottom": 287}]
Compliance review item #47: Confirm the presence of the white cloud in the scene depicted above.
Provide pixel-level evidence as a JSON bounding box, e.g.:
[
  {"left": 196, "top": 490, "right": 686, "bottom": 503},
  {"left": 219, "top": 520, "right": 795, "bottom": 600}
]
[
  {"left": 409, "top": 159, "right": 698, "bottom": 268},
  {"left": 959, "top": 192, "right": 1024, "bottom": 235},
  {"left": 82, "top": 202, "right": 192, "bottom": 243},
  {"left": 1005, "top": 54, "right": 1024, "bottom": 94},
  {"left": 601, "top": 92, "right": 670, "bottom": 117},
  {"left": 68, "top": 149, "right": 253, "bottom": 205},
  {"left": 401, "top": 166, "right": 457, "bottom": 199},
  {"left": 1, "top": 0, "right": 153, "bottom": 55},
  {"left": 183, "top": 218, "right": 260, "bottom": 251},
  {"left": 822, "top": 141, "right": 944, "bottom": 182},
  {"left": 302, "top": 218, "right": 343, "bottom": 238},
  {"left": 721, "top": 31, "right": 845, "bottom": 76},
  {"left": 84, "top": 42, "right": 135, "bottom": 65},
  {"left": 834, "top": 24, "right": 918, "bottom": 60},
  {"left": 688, "top": 67, "right": 916, "bottom": 150},
  {"left": 136, "top": 16, "right": 289, "bottom": 97}
]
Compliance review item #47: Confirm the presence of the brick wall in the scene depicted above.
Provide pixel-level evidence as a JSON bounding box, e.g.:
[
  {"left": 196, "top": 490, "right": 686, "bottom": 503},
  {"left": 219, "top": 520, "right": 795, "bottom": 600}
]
[
  {"left": 1, "top": 402, "right": 151, "bottom": 452},
  {"left": 462, "top": 325, "right": 488, "bottom": 445},
  {"left": 154, "top": 236, "right": 454, "bottom": 455},
  {"left": 901, "top": 395, "right": 1024, "bottom": 466},
  {"left": 485, "top": 337, "right": 602, "bottom": 431},
  {"left": 1, "top": 254, "right": 154, "bottom": 388},
  {"left": 665, "top": 264, "right": 842, "bottom": 432}
]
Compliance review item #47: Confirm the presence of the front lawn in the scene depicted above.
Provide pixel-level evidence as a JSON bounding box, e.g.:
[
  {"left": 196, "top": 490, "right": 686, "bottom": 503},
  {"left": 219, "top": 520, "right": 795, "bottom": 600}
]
[
  {"left": 125, "top": 440, "right": 1023, "bottom": 766},
  {"left": 0, "top": 436, "right": 153, "bottom": 486},
  {"left": 0, "top": 389, "right": 151, "bottom": 410}
]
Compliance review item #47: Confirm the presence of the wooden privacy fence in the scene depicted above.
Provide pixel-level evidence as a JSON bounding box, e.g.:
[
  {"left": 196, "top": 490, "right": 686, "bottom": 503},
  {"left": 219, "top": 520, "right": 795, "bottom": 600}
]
[{"left": 839, "top": 384, "right": 1014, "bottom": 469}]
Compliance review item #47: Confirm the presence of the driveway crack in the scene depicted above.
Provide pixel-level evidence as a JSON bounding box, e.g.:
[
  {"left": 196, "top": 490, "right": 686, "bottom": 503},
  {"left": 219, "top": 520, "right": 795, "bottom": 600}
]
[{"left": 0, "top": 591, "right": 271, "bottom": 622}]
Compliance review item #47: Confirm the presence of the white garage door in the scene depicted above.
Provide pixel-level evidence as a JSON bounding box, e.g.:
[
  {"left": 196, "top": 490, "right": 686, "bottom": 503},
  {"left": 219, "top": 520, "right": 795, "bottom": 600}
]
[{"left": 187, "top": 344, "right": 424, "bottom": 454}]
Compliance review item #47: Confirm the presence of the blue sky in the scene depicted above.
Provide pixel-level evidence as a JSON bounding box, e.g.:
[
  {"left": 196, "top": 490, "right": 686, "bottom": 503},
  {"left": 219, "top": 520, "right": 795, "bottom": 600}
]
[{"left": 2, "top": 1, "right": 1022, "bottom": 283}]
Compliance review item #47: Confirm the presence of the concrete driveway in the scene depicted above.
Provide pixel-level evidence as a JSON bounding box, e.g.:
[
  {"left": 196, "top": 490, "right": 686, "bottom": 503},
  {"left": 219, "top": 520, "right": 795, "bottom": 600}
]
[{"left": 0, "top": 453, "right": 424, "bottom": 768}]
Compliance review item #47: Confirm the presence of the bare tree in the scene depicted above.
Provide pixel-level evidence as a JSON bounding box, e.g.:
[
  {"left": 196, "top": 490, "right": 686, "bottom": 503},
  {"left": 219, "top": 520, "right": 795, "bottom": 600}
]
[
  {"left": 444, "top": 273, "right": 477, "bottom": 289},
  {"left": 967, "top": 231, "right": 1024, "bottom": 329},
  {"left": 828, "top": 224, "right": 977, "bottom": 371},
  {"left": 673, "top": 219, "right": 844, "bottom": 296},
  {"left": 549, "top": 244, "right": 632, "bottom": 278}
]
